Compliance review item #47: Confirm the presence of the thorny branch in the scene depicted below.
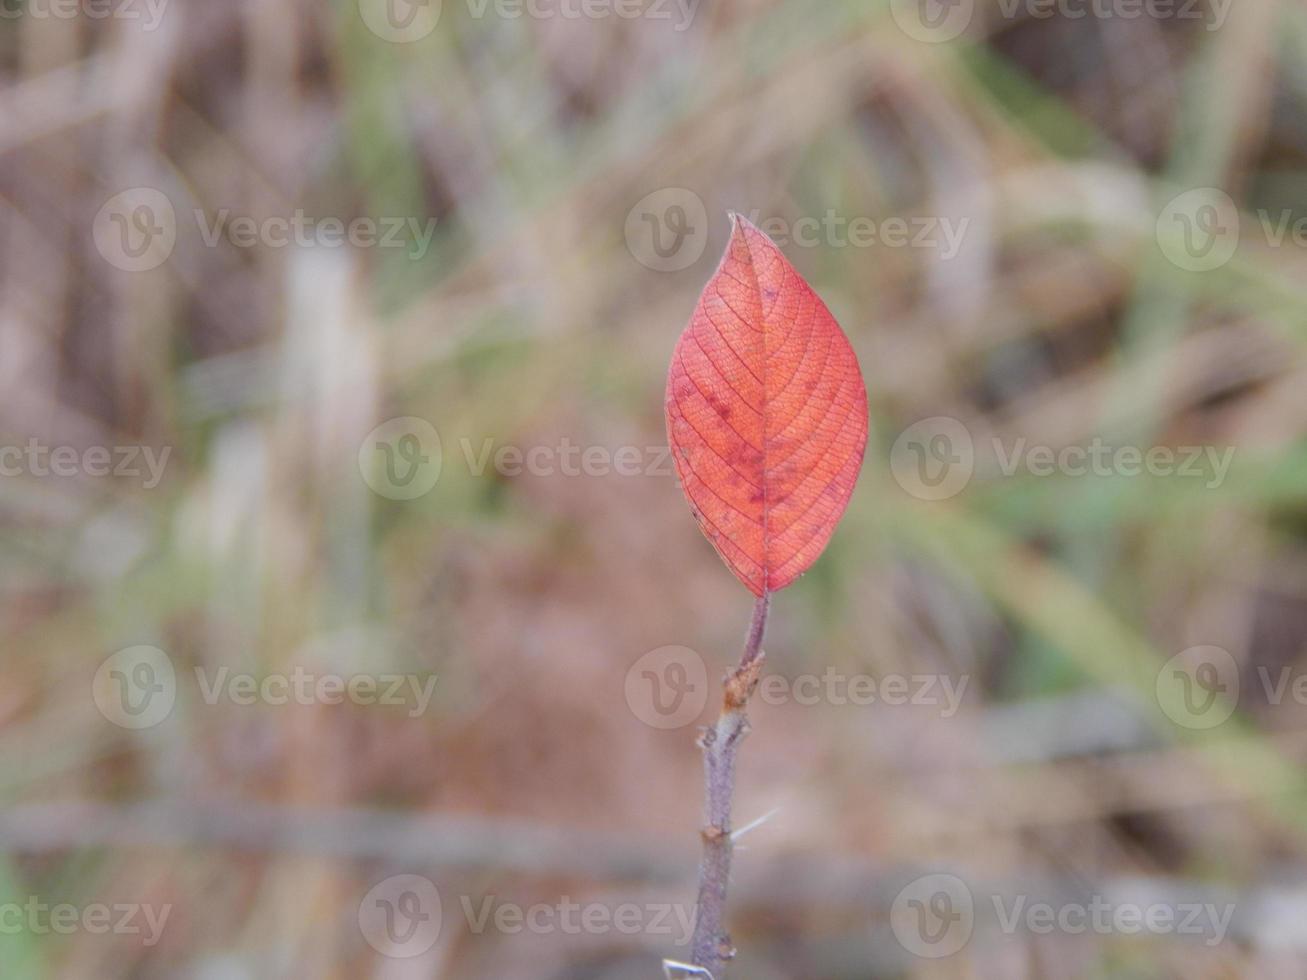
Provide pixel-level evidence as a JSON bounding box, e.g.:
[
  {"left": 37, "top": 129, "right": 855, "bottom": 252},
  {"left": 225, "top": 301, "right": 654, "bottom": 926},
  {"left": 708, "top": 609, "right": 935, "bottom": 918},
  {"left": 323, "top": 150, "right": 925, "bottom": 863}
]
[{"left": 682, "top": 590, "right": 771, "bottom": 978}]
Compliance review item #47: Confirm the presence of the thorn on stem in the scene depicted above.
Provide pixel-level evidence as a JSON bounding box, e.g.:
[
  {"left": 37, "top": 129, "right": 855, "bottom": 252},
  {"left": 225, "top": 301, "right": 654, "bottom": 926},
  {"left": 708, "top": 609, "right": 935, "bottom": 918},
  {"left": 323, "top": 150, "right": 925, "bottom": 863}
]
[{"left": 662, "top": 960, "right": 714, "bottom": 980}]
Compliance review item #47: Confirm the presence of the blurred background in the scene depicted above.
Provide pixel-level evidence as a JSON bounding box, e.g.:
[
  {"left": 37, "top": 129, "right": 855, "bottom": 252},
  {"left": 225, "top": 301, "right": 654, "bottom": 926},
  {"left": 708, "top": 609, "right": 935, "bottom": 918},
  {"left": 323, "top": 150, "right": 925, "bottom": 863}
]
[{"left": 5, "top": 0, "right": 1307, "bottom": 976}]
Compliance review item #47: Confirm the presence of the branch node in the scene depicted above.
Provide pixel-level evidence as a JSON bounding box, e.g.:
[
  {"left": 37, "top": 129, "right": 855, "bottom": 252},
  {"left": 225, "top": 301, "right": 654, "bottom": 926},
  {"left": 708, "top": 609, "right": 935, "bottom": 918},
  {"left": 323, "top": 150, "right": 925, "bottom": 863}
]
[
  {"left": 701, "top": 824, "right": 729, "bottom": 844},
  {"left": 723, "top": 654, "right": 765, "bottom": 710}
]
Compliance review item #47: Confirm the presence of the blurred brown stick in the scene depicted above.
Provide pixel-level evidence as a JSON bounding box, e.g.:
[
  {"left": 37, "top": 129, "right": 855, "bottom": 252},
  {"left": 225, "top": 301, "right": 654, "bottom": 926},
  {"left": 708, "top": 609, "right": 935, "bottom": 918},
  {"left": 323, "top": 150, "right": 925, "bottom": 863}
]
[{"left": 0, "top": 800, "right": 677, "bottom": 880}]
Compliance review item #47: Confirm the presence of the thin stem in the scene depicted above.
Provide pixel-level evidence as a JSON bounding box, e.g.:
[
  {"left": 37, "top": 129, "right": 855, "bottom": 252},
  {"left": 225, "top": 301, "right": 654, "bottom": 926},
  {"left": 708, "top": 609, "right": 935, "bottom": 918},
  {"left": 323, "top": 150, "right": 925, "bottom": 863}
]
[
  {"left": 688, "top": 590, "right": 770, "bottom": 977},
  {"left": 739, "top": 590, "right": 770, "bottom": 670}
]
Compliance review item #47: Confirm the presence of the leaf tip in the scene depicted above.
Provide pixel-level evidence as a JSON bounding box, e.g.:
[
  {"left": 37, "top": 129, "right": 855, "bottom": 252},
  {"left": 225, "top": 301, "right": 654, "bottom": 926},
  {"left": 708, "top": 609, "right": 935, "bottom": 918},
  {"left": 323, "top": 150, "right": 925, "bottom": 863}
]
[{"left": 726, "top": 209, "right": 761, "bottom": 237}]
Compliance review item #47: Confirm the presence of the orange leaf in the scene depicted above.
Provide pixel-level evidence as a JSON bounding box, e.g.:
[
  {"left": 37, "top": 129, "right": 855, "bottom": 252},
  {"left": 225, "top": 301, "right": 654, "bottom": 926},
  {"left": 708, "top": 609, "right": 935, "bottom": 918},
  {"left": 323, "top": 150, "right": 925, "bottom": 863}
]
[{"left": 665, "top": 214, "right": 868, "bottom": 596}]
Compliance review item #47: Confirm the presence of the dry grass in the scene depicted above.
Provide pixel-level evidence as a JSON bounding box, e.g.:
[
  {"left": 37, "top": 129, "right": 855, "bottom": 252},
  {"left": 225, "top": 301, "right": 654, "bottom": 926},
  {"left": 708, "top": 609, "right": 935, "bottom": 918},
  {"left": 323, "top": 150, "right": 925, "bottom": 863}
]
[{"left": 5, "top": 0, "right": 1307, "bottom": 976}]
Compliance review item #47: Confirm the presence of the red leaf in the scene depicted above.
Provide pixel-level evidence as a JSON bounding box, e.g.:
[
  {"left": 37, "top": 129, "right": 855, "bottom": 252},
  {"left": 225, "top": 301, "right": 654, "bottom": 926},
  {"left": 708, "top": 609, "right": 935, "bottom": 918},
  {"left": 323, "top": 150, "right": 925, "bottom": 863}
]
[{"left": 665, "top": 214, "right": 868, "bottom": 596}]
